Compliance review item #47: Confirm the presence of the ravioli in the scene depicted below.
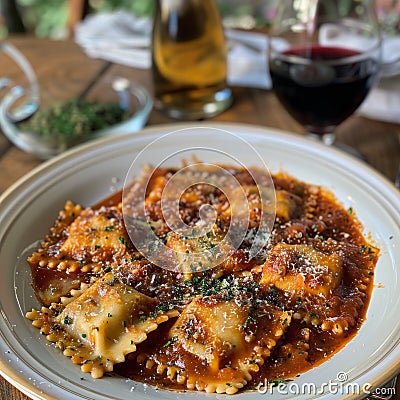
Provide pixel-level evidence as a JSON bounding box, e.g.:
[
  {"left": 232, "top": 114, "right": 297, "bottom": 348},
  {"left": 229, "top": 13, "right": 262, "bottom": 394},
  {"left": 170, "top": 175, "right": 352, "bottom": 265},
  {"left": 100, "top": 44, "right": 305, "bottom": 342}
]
[
  {"left": 27, "top": 272, "right": 179, "bottom": 378},
  {"left": 260, "top": 243, "right": 343, "bottom": 296},
  {"left": 138, "top": 295, "right": 291, "bottom": 394}
]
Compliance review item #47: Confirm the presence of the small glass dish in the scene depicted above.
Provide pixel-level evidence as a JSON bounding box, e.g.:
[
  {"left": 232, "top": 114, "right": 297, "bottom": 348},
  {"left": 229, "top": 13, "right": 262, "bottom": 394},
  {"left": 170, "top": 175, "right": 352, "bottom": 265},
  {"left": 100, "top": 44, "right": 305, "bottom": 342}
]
[{"left": 0, "top": 76, "right": 153, "bottom": 160}]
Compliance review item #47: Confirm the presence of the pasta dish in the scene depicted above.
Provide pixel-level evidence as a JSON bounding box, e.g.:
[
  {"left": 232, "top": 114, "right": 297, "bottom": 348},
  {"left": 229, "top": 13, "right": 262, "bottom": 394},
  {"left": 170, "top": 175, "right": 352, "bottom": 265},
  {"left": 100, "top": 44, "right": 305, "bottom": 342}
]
[{"left": 26, "top": 163, "right": 378, "bottom": 394}]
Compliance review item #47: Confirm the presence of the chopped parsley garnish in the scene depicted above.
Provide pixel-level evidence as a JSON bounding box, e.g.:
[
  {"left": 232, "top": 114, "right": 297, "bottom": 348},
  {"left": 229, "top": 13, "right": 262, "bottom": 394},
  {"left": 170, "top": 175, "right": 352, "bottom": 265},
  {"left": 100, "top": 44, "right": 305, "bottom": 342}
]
[
  {"left": 162, "top": 336, "right": 178, "bottom": 348},
  {"left": 348, "top": 207, "right": 353, "bottom": 215},
  {"left": 155, "top": 304, "right": 175, "bottom": 312},
  {"left": 268, "top": 377, "right": 286, "bottom": 387}
]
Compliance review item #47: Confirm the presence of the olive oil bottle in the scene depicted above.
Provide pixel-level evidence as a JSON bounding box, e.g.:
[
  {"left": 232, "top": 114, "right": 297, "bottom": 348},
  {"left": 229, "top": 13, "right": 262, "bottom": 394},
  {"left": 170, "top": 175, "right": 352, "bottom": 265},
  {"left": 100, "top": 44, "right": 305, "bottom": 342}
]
[{"left": 152, "top": 0, "right": 233, "bottom": 120}]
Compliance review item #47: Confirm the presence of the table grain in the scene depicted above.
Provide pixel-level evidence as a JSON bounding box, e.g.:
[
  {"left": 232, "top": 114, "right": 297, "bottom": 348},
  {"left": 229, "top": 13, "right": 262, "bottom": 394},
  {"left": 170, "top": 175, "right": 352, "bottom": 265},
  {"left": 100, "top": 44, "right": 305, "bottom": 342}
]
[{"left": 0, "top": 36, "right": 399, "bottom": 400}]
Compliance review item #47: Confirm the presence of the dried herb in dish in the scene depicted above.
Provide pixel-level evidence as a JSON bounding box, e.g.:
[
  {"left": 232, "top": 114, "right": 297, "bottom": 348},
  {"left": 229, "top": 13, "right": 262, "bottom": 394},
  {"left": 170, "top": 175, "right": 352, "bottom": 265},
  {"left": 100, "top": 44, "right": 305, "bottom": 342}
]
[{"left": 19, "top": 98, "right": 129, "bottom": 146}]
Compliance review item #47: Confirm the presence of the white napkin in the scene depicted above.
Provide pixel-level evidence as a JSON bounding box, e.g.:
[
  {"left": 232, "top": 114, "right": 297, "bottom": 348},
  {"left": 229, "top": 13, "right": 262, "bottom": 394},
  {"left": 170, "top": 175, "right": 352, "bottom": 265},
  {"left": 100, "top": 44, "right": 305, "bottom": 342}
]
[
  {"left": 75, "top": 11, "right": 400, "bottom": 124},
  {"left": 75, "top": 11, "right": 271, "bottom": 89},
  {"left": 358, "top": 76, "right": 400, "bottom": 124},
  {"left": 75, "top": 11, "right": 152, "bottom": 69},
  {"left": 224, "top": 29, "right": 270, "bottom": 89}
]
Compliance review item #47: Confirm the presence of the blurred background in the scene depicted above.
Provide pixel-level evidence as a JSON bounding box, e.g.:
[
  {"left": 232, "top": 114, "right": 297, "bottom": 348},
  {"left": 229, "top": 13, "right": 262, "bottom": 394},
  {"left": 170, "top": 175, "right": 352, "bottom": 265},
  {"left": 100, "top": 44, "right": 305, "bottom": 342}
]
[
  {"left": 0, "top": 0, "right": 278, "bottom": 39},
  {"left": 1, "top": 0, "right": 398, "bottom": 40}
]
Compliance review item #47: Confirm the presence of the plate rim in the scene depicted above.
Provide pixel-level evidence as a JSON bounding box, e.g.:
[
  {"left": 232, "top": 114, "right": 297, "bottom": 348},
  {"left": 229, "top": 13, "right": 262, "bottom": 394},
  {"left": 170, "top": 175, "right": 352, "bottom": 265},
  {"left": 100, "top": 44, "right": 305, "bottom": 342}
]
[{"left": 1, "top": 121, "right": 399, "bottom": 203}]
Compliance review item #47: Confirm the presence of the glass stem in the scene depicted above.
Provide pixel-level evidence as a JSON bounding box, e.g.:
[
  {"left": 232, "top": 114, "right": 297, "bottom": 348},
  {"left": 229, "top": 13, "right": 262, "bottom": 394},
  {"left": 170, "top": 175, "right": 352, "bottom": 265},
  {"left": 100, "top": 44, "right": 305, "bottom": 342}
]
[{"left": 307, "top": 132, "right": 336, "bottom": 146}]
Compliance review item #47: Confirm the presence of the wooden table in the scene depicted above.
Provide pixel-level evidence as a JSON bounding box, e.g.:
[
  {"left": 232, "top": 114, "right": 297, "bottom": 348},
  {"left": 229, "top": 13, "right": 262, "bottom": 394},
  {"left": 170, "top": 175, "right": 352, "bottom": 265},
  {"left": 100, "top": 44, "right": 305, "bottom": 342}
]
[{"left": 0, "top": 36, "right": 399, "bottom": 400}]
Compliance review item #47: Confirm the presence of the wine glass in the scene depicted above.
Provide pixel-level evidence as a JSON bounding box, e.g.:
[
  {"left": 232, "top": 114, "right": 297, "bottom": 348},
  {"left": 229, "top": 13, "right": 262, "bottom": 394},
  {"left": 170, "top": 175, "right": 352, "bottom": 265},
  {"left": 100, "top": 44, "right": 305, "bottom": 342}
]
[{"left": 269, "top": 0, "right": 381, "bottom": 147}]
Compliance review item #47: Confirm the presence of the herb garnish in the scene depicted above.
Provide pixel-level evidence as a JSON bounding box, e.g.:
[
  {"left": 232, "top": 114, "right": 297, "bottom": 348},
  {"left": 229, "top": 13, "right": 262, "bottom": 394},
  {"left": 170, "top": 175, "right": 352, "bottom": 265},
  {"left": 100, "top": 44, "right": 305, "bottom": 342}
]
[
  {"left": 19, "top": 99, "right": 129, "bottom": 147},
  {"left": 162, "top": 336, "right": 178, "bottom": 348}
]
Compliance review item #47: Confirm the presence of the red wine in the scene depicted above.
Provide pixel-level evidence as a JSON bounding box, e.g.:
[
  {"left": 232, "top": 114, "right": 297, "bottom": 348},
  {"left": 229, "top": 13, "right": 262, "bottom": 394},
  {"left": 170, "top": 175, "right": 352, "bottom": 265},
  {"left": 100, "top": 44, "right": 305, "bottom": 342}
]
[{"left": 270, "top": 46, "right": 379, "bottom": 134}]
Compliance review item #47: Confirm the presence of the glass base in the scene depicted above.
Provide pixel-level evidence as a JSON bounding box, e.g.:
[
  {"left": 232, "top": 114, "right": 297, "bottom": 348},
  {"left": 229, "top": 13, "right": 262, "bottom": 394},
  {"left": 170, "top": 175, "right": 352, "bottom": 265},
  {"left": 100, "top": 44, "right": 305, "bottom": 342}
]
[
  {"left": 306, "top": 132, "right": 366, "bottom": 160},
  {"left": 155, "top": 88, "right": 233, "bottom": 121}
]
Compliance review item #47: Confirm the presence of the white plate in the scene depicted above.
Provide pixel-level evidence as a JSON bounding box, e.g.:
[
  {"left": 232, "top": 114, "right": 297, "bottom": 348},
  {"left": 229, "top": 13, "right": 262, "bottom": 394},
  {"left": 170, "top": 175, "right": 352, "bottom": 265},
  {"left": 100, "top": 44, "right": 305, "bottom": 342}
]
[{"left": 0, "top": 122, "right": 399, "bottom": 400}]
